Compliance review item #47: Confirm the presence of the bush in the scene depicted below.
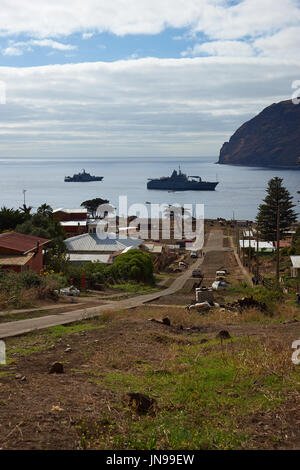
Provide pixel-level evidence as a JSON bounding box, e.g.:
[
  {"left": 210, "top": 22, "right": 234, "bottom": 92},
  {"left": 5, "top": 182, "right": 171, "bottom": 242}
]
[
  {"left": 108, "top": 249, "right": 154, "bottom": 284},
  {"left": 20, "top": 271, "right": 42, "bottom": 288},
  {"left": 43, "top": 273, "right": 68, "bottom": 290},
  {"left": 0, "top": 268, "right": 67, "bottom": 308}
]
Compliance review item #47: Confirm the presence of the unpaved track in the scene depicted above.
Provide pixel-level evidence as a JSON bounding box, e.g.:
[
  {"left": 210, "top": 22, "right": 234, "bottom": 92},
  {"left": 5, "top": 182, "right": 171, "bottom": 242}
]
[{"left": 0, "top": 230, "right": 242, "bottom": 339}]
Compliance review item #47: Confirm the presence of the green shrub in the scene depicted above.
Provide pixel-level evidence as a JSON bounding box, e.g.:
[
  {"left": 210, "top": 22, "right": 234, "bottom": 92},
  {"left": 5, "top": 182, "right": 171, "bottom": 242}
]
[
  {"left": 20, "top": 271, "right": 42, "bottom": 288},
  {"left": 108, "top": 249, "right": 154, "bottom": 284}
]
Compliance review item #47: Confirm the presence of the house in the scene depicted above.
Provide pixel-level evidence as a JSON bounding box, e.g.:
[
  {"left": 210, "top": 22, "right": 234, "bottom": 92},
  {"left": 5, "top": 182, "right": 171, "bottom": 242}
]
[
  {"left": 53, "top": 208, "right": 88, "bottom": 237},
  {"left": 0, "top": 232, "right": 50, "bottom": 273},
  {"left": 53, "top": 208, "right": 87, "bottom": 222},
  {"left": 64, "top": 232, "right": 144, "bottom": 265},
  {"left": 274, "top": 240, "right": 292, "bottom": 249},
  {"left": 290, "top": 256, "right": 300, "bottom": 278}
]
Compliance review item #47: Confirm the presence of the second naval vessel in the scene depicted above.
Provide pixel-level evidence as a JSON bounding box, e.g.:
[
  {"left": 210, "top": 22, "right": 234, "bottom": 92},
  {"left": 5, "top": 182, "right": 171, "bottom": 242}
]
[
  {"left": 147, "top": 167, "right": 218, "bottom": 191},
  {"left": 64, "top": 169, "right": 103, "bottom": 182}
]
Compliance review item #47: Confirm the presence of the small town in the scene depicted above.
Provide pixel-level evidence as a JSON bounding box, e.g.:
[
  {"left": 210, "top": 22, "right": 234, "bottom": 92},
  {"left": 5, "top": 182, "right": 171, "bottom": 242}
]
[
  {"left": 0, "top": 176, "right": 299, "bottom": 450},
  {"left": 0, "top": 0, "right": 300, "bottom": 459}
]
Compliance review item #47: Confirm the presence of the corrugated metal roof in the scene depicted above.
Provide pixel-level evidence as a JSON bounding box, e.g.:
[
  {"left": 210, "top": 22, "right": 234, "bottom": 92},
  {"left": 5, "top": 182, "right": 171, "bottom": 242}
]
[
  {"left": 0, "top": 232, "right": 49, "bottom": 254},
  {"left": 61, "top": 220, "right": 87, "bottom": 226},
  {"left": 0, "top": 253, "right": 34, "bottom": 266},
  {"left": 65, "top": 233, "right": 143, "bottom": 253},
  {"left": 67, "top": 253, "right": 111, "bottom": 264},
  {"left": 121, "top": 246, "right": 134, "bottom": 253},
  {"left": 143, "top": 243, "right": 163, "bottom": 253},
  {"left": 54, "top": 208, "right": 87, "bottom": 214},
  {"left": 152, "top": 246, "right": 163, "bottom": 253},
  {"left": 290, "top": 256, "right": 300, "bottom": 268}
]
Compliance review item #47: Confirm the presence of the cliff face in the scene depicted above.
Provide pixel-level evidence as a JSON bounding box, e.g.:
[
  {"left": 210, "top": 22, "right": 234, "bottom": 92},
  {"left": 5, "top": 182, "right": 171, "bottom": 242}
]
[{"left": 218, "top": 99, "right": 300, "bottom": 168}]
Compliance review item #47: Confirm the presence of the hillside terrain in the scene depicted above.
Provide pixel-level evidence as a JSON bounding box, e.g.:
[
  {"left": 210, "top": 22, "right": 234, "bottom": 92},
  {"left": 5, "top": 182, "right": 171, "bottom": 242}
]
[{"left": 218, "top": 100, "right": 300, "bottom": 168}]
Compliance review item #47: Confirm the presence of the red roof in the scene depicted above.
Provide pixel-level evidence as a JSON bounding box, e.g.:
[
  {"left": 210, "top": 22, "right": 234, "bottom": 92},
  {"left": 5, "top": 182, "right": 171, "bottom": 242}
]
[
  {"left": 274, "top": 240, "right": 292, "bottom": 248},
  {"left": 0, "top": 232, "right": 50, "bottom": 254}
]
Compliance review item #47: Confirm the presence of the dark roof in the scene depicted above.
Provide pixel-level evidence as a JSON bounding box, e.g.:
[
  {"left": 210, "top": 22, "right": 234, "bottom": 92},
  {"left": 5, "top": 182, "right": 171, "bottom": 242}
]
[{"left": 0, "top": 232, "right": 50, "bottom": 254}]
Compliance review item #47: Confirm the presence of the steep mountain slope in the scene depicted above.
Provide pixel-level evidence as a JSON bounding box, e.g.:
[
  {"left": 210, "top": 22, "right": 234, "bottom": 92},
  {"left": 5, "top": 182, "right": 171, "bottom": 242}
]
[{"left": 218, "top": 99, "right": 300, "bottom": 168}]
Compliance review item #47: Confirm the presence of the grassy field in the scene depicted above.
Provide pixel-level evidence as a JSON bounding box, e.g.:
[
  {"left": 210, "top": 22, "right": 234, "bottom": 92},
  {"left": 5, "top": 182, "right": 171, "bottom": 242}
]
[{"left": 0, "top": 300, "right": 299, "bottom": 450}]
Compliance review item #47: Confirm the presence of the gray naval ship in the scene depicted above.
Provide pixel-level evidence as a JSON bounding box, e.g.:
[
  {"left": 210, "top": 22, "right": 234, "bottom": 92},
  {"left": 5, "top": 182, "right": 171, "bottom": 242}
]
[
  {"left": 64, "top": 169, "right": 104, "bottom": 182},
  {"left": 147, "top": 167, "right": 218, "bottom": 191}
]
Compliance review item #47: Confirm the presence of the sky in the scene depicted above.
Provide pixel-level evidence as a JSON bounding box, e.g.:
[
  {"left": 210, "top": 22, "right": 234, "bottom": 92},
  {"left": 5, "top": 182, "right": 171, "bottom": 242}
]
[{"left": 0, "top": 0, "right": 300, "bottom": 159}]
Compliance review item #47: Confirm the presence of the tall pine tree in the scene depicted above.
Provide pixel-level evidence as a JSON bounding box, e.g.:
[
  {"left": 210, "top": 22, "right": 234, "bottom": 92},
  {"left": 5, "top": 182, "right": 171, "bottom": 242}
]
[{"left": 256, "top": 177, "right": 297, "bottom": 241}]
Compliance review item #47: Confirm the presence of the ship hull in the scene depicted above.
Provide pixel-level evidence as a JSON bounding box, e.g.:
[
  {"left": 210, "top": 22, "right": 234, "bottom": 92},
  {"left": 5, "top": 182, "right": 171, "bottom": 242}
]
[
  {"left": 65, "top": 176, "right": 103, "bottom": 182},
  {"left": 147, "top": 181, "right": 218, "bottom": 191}
]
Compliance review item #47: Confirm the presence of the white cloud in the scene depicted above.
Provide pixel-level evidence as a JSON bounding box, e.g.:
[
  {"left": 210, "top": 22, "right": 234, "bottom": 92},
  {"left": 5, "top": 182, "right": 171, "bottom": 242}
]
[
  {"left": 2, "top": 46, "right": 24, "bottom": 56},
  {"left": 253, "top": 27, "right": 300, "bottom": 59},
  {"left": 182, "top": 41, "right": 254, "bottom": 57},
  {"left": 0, "top": 57, "right": 298, "bottom": 158},
  {"left": 30, "top": 39, "right": 76, "bottom": 51},
  {"left": 1, "top": 38, "right": 76, "bottom": 56},
  {"left": 0, "top": 0, "right": 298, "bottom": 43},
  {"left": 82, "top": 32, "right": 95, "bottom": 40},
  {"left": 192, "top": 0, "right": 300, "bottom": 40}
]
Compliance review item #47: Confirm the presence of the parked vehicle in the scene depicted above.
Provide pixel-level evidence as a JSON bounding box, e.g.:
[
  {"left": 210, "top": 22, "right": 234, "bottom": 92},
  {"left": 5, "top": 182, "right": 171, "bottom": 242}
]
[
  {"left": 192, "top": 269, "right": 203, "bottom": 278},
  {"left": 190, "top": 251, "right": 198, "bottom": 258},
  {"left": 179, "top": 261, "right": 188, "bottom": 268},
  {"left": 212, "top": 281, "right": 227, "bottom": 290},
  {"left": 216, "top": 270, "right": 226, "bottom": 276}
]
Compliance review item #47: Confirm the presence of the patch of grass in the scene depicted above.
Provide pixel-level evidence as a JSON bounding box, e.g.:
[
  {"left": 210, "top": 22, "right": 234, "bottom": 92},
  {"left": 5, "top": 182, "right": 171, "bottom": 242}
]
[
  {"left": 79, "top": 336, "right": 298, "bottom": 450},
  {"left": 109, "top": 283, "right": 161, "bottom": 294},
  {"left": 0, "top": 309, "right": 53, "bottom": 323},
  {"left": 46, "top": 322, "right": 104, "bottom": 338},
  {"left": 4, "top": 319, "right": 106, "bottom": 364}
]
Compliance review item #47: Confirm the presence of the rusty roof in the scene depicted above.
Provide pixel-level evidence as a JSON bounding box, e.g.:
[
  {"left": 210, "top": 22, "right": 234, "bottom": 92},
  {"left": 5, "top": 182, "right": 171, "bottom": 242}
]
[{"left": 0, "top": 232, "right": 50, "bottom": 254}]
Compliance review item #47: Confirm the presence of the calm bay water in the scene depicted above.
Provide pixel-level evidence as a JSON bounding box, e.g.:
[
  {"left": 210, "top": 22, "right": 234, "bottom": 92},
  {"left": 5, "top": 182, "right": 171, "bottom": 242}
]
[{"left": 0, "top": 156, "right": 299, "bottom": 221}]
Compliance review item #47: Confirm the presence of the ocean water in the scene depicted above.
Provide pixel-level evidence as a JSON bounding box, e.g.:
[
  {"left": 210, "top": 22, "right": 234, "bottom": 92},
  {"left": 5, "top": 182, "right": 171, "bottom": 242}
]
[{"left": 0, "top": 156, "right": 299, "bottom": 221}]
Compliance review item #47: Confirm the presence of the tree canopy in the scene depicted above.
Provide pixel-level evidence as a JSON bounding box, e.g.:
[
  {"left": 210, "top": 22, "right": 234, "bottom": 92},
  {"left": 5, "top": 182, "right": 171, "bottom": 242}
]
[
  {"left": 81, "top": 198, "right": 109, "bottom": 218},
  {"left": 108, "top": 249, "right": 154, "bottom": 284},
  {"left": 0, "top": 206, "right": 28, "bottom": 232},
  {"left": 256, "top": 177, "right": 297, "bottom": 241},
  {"left": 15, "top": 206, "right": 67, "bottom": 270}
]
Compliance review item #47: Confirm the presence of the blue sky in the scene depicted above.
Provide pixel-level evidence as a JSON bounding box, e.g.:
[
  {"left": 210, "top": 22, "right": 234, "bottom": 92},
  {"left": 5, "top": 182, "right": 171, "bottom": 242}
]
[
  {"left": 0, "top": 0, "right": 299, "bottom": 158},
  {"left": 0, "top": 28, "right": 202, "bottom": 66}
]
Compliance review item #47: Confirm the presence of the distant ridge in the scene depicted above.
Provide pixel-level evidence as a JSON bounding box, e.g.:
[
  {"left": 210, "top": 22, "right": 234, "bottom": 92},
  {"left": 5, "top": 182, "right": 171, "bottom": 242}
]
[{"left": 218, "top": 99, "right": 300, "bottom": 168}]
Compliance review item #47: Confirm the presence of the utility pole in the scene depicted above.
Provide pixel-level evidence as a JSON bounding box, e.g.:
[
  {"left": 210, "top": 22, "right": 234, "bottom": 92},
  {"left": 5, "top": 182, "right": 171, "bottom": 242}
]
[
  {"left": 22, "top": 189, "right": 27, "bottom": 206},
  {"left": 256, "top": 228, "right": 260, "bottom": 279},
  {"left": 242, "top": 231, "right": 245, "bottom": 266},
  {"left": 238, "top": 228, "right": 241, "bottom": 256},
  {"left": 276, "top": 205, "right": 280, "bottom": 288},
  {"left": 248, "top": 223, "right": 252, "bottom": 272}
]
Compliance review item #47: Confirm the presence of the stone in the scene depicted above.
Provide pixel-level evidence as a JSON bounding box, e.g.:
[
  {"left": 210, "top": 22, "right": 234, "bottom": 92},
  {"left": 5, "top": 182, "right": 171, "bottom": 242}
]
[
  {"left": 216, "top": 330, "right": 231, "bottom": 340},
  {"left": 125, "top": 392, "right": 157, "bottom": 413},
  {"left": 49, "top": 362, "right": 64, "bottom": 374}
]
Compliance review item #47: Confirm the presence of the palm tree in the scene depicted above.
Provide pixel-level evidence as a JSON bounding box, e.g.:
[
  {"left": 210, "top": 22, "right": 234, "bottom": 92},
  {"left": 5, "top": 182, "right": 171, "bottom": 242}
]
[
  {"left": 19, "top": 204, "right": 33, "bottom": 216},
  {"left": 37, "top": 204, "right": 53, "bottom": 217}
]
